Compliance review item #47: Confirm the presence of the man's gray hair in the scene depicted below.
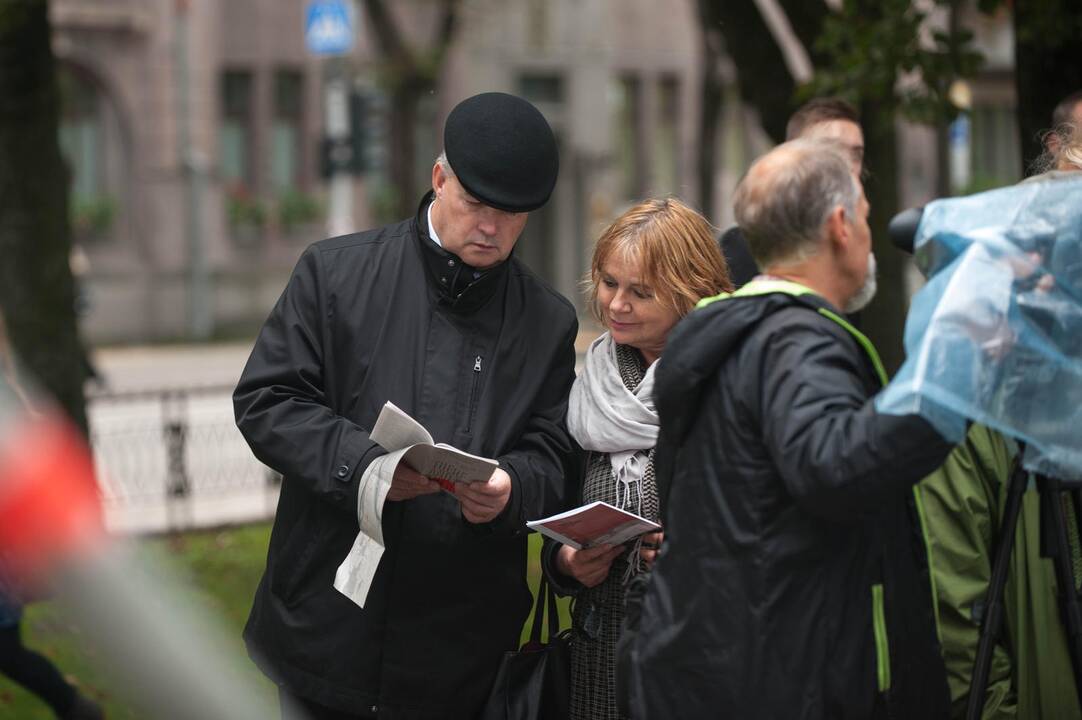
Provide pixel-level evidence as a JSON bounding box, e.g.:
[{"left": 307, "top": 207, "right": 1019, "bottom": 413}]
[
  {"left": 1052, "top": 90, "right": 1082, "bottom": 130},
  {"left": 733, "top": 139, "right": 860, "bottom": 269},
  {"left": 435, "top": 151, "right": 455, "bottom": 177}
]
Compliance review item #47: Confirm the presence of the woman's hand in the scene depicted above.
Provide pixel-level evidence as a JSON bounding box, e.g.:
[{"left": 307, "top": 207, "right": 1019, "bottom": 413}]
[
  {"left": 556, "top": 543, "right": 624, "bottom": 588},
  {"left": 640, "top": 530, "right": 664, "bottom": 568}
]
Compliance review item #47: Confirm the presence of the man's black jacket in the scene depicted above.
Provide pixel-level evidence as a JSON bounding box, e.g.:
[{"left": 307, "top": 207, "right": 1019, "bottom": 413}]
[
  {"left": 234, "top": 196, "right": 578, "bottom": 718},
  {"left": 617, "top": 285, "right": 954, "bottom": 720}
]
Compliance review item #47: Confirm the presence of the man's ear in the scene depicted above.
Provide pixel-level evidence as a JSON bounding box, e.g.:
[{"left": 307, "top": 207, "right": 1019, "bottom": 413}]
[
  {"left": 432, "top": 163, "right": 447, "bottom": 198},
  {"left": 825, "top": 205, "right": 850, "bottom": 256}
]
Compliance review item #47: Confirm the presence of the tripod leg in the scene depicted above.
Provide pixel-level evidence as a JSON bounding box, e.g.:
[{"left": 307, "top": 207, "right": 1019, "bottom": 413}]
[
  {"left": 966, "top": 462, "right": 1029, "bottom": 720},
  {"left": 1037, "top": 476, "right": 1082, "bottom": 706},
  {"left": 1071, "top": 489, "right": 1082, "bottom": 592}
]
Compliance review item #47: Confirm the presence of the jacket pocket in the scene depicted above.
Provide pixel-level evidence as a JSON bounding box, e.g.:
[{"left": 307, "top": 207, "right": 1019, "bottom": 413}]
[
  {"left": 270, "top": 515, "right": 326, "bottom": 609},
  {"left": 871, "top": 583, "right": 892, "bottom": 693}
]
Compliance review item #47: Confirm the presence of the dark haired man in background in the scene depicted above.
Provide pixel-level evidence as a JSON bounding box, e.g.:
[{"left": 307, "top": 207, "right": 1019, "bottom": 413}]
[{"left": 721, "top": 97, "right": 864, "bottom": 287}]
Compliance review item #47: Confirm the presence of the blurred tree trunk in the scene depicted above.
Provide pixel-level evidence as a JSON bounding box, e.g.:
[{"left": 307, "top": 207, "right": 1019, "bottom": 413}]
[
  {"left": 1012, "top": 0, "right": 1082, "bottom": 173},
  {"left": 362, "top": 0, "right": 461, "bottom": 219},
  {"left": 704, "top": 0, "right": 799, "bottom": 145},
  {"left": 0, "top": 0, "right": 87, "bottom": 434},
  {"left": 861, "top": 100, "right": 906, "bottom": 373},
  {"left": 839, "top": 0, "right": 906, "bottom": 374},
  {"left": 696, "top": 0, "right": 908, "bottom": 372},
  {"left": 695, "top": 3, "right": 724, "bottom": 219}
]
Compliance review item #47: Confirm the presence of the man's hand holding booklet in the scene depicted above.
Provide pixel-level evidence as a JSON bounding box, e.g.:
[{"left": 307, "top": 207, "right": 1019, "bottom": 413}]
[
  {"left": 369, "top": 401, "right": 498, "bottom": 492},
  {"left": 335, "top": 402, "right": 498, "bottom": 609},
  {"left": 527, "top": 501, "right": 661, "bottom": 550}
]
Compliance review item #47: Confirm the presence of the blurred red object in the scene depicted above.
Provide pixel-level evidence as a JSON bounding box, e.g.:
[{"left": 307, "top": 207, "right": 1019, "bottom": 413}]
[{"left": 0, "top": 412, "right": 104, "bottom": 592}]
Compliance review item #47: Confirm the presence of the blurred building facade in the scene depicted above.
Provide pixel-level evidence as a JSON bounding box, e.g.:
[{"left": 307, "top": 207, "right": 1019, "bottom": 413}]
[
  {"left": 53, "top": 0, "right": 326, "bottom": 343},
  {"left": 896, "top": 3, "right": 1020, "bottom": 211},
  {"left": 50, "top": 0, "right": 1021, "bottom": 344}
]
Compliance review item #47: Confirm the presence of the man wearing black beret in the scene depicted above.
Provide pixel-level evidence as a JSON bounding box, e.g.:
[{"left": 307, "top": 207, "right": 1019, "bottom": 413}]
[{"left": 234, "top": 92, "right": 577, "bottom": 719}]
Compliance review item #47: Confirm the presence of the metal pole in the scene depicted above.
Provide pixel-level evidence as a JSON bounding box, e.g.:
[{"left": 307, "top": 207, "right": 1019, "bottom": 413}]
[
  {"left": 1038, "top": 475, "right": 1082, "bottom": 702},
  {"left": 966, "top": 459, "right": 1028, "bottom": 720},
  {"left": 325, "top": 57, "right": 355, "bottom": 238},
  {"left": 176, "top": 0, "right": 212, "bottom": 339}
]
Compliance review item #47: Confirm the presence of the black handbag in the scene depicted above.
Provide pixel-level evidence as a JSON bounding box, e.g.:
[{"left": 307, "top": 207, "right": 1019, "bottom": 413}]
[{"left": 480, "top": 576, "right": 571, "bottom": 720}]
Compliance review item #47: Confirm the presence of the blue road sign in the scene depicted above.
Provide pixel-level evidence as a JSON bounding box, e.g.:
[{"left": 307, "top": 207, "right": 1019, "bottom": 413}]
[
  {"left": 305, "top": 0, "right": 354, "bottom": 56},
  {"left": 949, "top": 114, "right": 971, "bottom": 146}
]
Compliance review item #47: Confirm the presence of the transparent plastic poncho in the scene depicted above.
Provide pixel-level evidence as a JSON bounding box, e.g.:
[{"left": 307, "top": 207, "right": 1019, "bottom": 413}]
[{"left": 876, "top": 174, "right": 1082, "bottom": 481}]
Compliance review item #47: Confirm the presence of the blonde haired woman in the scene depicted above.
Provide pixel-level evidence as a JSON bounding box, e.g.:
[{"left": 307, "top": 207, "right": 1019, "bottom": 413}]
[
  {"left": 1038, "top": 122, "right": 1082, "bottom": 173},
  {"left": 542, "top": 197, "right": 731, "bottom": 720}
]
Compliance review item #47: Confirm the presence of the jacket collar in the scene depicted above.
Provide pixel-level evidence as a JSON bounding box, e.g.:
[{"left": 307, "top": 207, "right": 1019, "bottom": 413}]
[{"left": 414, "top": 191, "right": 508, "bottom": 314}]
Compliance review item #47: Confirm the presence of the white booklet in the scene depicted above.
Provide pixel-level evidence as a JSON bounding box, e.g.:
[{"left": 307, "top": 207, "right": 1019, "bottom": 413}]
[
  {"left": 334, "top": 402, "right": 499, "bottom": 609},
  {"left": 527, "top": 501, "right": 661, "bottom": 550},
  {"left": 369, "top": 401, "right": 498, "bottom": 490}
]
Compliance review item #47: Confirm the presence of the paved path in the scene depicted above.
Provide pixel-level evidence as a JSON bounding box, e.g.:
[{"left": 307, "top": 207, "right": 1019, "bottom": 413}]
[
  {"left": 89, "top": 328, "right": 602, "bottom": 535},
  {"left": 90, "top": 342, "right": 267, "bottom": 534},
  {"left": 92, "top": 342, "right": 253, "bottom": 393}
]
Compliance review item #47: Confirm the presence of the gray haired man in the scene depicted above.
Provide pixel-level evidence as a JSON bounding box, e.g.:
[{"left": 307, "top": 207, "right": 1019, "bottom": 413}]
[{"left": 618, "top": 139, "right": 955, "bottom": 720}]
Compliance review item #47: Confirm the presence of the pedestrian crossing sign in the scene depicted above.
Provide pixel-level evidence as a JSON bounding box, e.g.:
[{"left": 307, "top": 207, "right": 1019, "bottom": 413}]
[{"left": 305, "top": 0, "right": 355, "bottom": 56}]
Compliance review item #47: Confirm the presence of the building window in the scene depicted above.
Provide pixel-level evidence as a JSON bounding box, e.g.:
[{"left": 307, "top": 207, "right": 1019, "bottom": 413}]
[
  {"left": 519, "top": 74, "right": 564, "bottom": 106},
  {"left": 611, "top": 75, "right": 644, "bottom": 200},
  {"left": 58, "top": 64, "right": 119, "bottom": 242},
  {"left": 59, "top": 67, "right": 102, "bottom": 200},
  {"left": 970, "top": 103, "right": 1021, "bottom": 191},
  {"left": 654, "top": 76, "right": 680, "bottom": 195},
  {"left": 220, "top": 70, "right": 253, "bottom": 191},
  {"left": 272, "top": 69, "right": 304, "bottom": 193}
]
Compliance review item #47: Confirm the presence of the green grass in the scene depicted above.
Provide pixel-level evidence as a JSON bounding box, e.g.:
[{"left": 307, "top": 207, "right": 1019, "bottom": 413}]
[
  {"left": 0, "top": 525, "right": 567, "bottom": 718},
  {"left": 0, "top": 524, "right": 274, "bottom": 719}
]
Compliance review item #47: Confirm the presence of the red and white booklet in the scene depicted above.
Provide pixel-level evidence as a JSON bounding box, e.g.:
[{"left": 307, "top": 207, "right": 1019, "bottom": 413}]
[{"left": 527, "top": 501, "right": 661, "bottom": 550}]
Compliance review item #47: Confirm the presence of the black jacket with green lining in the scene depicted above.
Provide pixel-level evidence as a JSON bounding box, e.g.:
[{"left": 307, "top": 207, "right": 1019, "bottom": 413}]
[
  {"left": 616, "top": 284, "right": 954, "bottom": 720},
  {"left": 235, "top": 194, "right": 578, "bottom": 718}
]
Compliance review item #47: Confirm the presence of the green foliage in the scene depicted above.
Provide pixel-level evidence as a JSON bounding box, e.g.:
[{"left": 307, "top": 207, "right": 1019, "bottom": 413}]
[
  {"left": 957, "top": 171, "right": 1009, "bottom": 197},
  {"left": 70, "top": 195, "right": 116, "bottom": 238},
  {"left": 276, "top": 190, "right": 323, "bottom": 233},
  {"left": 805, "top": 0, "right": 984, "bottom": 127},
  {"left": 522, "top": 531, "right": 573, "bottom": 644},
  {"left": 226, "top": 187, "right": 266, "bottom": 230}
]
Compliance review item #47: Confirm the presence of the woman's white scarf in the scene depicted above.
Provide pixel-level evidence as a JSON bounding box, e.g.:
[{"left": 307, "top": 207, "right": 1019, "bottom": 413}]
[{"left": 567, "top": 333, "right": 659, "bottom": 517}]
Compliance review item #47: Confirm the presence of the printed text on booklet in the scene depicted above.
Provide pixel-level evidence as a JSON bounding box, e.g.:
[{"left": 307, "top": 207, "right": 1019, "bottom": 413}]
[{"left": 369, "top": 401, "right": 498, "bottom": 491}]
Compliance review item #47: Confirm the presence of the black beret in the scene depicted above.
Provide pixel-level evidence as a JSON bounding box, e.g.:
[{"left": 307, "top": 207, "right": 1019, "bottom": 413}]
[{"left": 443, "top": 92, "right": 559, "bottom": 213}]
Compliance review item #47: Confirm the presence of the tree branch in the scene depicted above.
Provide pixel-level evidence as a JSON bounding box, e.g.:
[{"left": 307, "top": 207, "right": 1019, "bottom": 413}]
[
  {"left": 361, "top": 0, "right": 415, "bottom": 74},
  {"left": 703, "top": 0, "right": 798, "bottom": 143},
  {"left": 425, "top": 0, "right": 461, "bottom": 76},
  {"left": 776, "top": 0, "right": 832, "bottom": 67},
  {"left": 433, "top": 0, "right": 461, "bottom": 52}
]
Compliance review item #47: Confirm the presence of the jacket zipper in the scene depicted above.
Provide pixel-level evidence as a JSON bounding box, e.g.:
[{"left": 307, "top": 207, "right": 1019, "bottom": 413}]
[
  {"left": 465, "top": 355, "right": 482, "bottom": 433},
  {"left": 872, "top": 583, "right": 892, "bottom": 693}
]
